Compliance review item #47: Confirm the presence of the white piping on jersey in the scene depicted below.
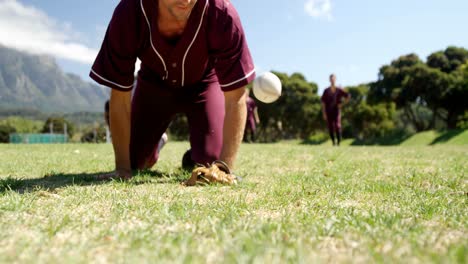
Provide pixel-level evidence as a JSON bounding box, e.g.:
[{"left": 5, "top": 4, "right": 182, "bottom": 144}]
[
  {"left": 220, "top": 69, "right": 256, "bottom": 88},
  {"left": 181, "top": 0, "right": 208, "bottom": 87},
  {"left": 91, "top": 69, "right": 133, "bottom": 89},
  {"left": 140, "top": 0, "right": 168, "bottom": 80}
]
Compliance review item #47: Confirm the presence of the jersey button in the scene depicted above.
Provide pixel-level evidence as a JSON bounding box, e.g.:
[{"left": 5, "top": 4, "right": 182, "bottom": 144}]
[
  {"left": 172, "top": 80, "right": 177, "bottom": 83},
  {"left": 172, "top": 63, "right": 177, "bottom": 68}
]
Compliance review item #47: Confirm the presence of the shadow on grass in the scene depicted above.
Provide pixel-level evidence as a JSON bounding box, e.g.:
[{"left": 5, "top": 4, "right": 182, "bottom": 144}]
[
  {"left": 0, "top": 168, "right": 191, "bottom": 194},
  {"left": 430, "top": 129, "right": 464, "bottom": 145},
  {"left": 0, "top": 172, "right": 106, "bottom": 194},
  {"left": 300, "top": 132, "right": 329, "bottom": 145},
  {"left": 300, "top": 138, "right": 328, "bottom": 145},
  {"left": 351, "top": 131, "right": 412, "bottom": 146},
  {"left": 300, "top": 130, "right": 413, "bottom": 146}
]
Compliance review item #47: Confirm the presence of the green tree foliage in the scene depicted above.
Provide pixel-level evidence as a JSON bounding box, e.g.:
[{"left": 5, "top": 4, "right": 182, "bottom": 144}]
[
  {"left": 401, "top": 64, "right": 455, "bottom": 128},
  {"left": 343, "top": 84, "right": 396, "bottom": 140},
  {"left": 41, "top": 117, "right": 75, "bottom": 137},
  {"left": 0, "top": 117, "right": 42, "bottom": 133},
  {"left": 370, "top": 47, "right": 468, "bottom": 131},
  {"left": 446, "top": 62, "right": 468, "bottom": 129},
  {"left": 427, "top": 52, "right": 451, "bottom": 73},
  {"left": 370, "top": 54, "right": 429, "bottom": 131},
  {"left": 457, "top": 111, "right": 468, "bottom": 129},
  {"left": 0, "top": 124, "right": 16, "bottom": 143},
  {"left": 80, "top": 125, "right": 107, "bottom": 143},
  {"left": 255, "top": 71, "right": 321, "bottom": 141},
  {"left": 405, "top": 50, "right": 468, "bottom": 129},
  {"left": 350, "top": 103, "right": 396, "bottom": 140},
  {"left": 428, "top": 46, "right": 468, "bottom": 73},
  {"left": 168, "top": 114, "right": 189, "bottom": 141}
]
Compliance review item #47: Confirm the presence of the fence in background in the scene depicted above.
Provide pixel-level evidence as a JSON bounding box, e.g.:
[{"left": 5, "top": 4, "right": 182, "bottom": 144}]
[{"left": 9, "top": 133, "right": 68, "bottom": 144}]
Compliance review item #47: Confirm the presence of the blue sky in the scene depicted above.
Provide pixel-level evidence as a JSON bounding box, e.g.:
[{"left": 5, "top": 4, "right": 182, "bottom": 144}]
[{"left": 1, "top": 0, "right": 467, "bottom": 93}]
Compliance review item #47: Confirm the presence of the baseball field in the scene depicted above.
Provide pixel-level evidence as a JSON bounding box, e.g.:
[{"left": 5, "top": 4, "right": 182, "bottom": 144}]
[{"left": 0, "top": 139, "right": 466, "bottom": 263}]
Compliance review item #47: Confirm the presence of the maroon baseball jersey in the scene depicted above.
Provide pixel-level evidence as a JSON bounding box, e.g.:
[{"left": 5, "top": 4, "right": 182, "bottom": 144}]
[
  {"left": 321, "top": 87, "right": 350, "bottom": 113},
  {"left": 246, "top": 96, "right": 257, "bottom": 121},
  {"left": 90, "top": 0, "right": 256, "bottom": 92},
  {"left": 246, "top": 95, "right": 257, "bottom": 130}
]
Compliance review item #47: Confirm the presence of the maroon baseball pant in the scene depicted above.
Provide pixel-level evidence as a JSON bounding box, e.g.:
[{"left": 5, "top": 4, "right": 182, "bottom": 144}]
[{"left": 130, "top": 78, "right": 224, "bottom": 170}]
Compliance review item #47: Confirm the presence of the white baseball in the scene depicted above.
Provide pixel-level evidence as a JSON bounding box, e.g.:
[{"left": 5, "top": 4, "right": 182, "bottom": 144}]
[{"left": 252, "top": 72, "right": 282, "bottom": 103}]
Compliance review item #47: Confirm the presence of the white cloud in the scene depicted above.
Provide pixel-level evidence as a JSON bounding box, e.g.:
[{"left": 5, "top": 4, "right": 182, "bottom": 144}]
[
  {"left": 0, "top": 0, "right": 97, "bottom": 64},
  {"left": 304, "top": 0, "right": 333, "bottom": 20}
]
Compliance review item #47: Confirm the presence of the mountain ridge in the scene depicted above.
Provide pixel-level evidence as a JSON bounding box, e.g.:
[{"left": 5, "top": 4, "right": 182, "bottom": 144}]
[{"left": 0, "top": 45, "right": 108, "bottom": 113}]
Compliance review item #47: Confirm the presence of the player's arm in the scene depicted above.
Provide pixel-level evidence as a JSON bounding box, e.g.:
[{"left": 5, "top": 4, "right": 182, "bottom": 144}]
[
  {"left": 220, "top": 87, "right": 248, "bottom": 169},
  {"left": 88, "top": 0, "right": 141, "bottom": 179},
  {"left": 344, "top": 93, "right": 351, "bottom": 104},
  {"left": 339, "top": 90, "right": 351, "bottom": 108},
  {"left": 109, "top": 89, "right": 132, "bottom": 179},
  {"left": 321, "top": 102, "right": 327, "bottom": 121},
  {"left": 254, "top": 107, "right": 260, "bottom": 124}
]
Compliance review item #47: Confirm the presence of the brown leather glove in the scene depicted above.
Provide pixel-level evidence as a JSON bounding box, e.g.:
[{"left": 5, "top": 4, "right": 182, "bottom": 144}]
[{"left": 183, "top": 160, "right": 240, "bottom": 186}]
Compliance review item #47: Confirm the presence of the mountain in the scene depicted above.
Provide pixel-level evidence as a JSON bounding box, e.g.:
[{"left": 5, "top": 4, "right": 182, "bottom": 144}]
[{"left": 0, "top": 45, "right": 109, "bottom": 113}]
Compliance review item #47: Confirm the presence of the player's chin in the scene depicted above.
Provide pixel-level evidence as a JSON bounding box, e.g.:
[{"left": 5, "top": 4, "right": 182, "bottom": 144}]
[
  {"left": 173, "top": 6, "right": 191, "bottom": 15},
  {"left": 174, "top": 12, "right": 190, "bottom": 20},
  {"left": 168, "top": 8, "right": 187, "bottom": 19}
]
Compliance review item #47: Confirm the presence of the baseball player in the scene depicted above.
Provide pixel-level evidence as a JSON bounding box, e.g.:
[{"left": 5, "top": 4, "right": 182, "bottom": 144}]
[
  {"left": 321, "top": 74, "right": 350, "bottom": 146},
  {"left": 90, "top": 0, "right": 255, "bottom": 180}
]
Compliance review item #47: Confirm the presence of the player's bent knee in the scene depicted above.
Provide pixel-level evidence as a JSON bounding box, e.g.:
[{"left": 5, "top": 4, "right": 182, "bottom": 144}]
[{"left": 192, "top": 148, "right": 220, "bottom": 165}]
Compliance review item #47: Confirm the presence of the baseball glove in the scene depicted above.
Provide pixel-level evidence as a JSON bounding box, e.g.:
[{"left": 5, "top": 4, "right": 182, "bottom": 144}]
[{"left": 183, "top": 160, "right": 240, "bottom": 186}]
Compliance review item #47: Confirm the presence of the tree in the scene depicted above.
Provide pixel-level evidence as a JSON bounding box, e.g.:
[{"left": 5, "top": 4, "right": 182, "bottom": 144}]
[
  {"left": 425, "top": 47, "right": 468, "bottom": 128},
  {"left": 369, "top": 48, "right": 468, "bottom": 131},
  {"left": 80, "top": 125, "right": 107, "bottom": 143},
  {"left": 457, "top": 111, "right": 468, "bottom": 129},
  {"left": 41, "top": 117, "right": 75, "bottom": 137},
  {"left": 343, "top": 84, "right": 396, "bottom": 140},
  {"left": 369, "top": 54, "right": 430, "bottom": 131},
  {"left": 341, "top": 84, "right": 369, "bottom": 138},
  {"left": 168, "top": 114, "right": 189, "bottom": 141},
  {"left": 0, "top": 124, "right": 16, "bottom": 143},
  {"left": 369, "top": 53, "right": 423, "bottom": 104},
  {"left": 401, "top": 64, "right": 455, "bottom": 129},
  {"left": 255, "top": 71, "right": 321, "bottom": 141},
  {"left": 428, "top": 47, "right": 468, "bottom": 73},
  {"left": 442, "top": 62, "right": 468, "bottom": 129},
  {"left": 0, "top": 117, "right": 42, "bottom": 133},
  {"left": 427, "top": 51, "right": 451, "bottom": 73}
]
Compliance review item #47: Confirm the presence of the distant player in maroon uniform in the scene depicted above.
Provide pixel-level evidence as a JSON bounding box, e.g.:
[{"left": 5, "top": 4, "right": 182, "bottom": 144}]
[
  {"left": 90, "top": 0, "right": 255, "bottom": 179},
  {"left": 321, "top": 74, "right": 350, "bottom": 146},
  {"left": 244, "top": 94, "right": 260, "bottom": 142},
  {"left": 104, "top": 100, "right": 110, "bottom": 127}
]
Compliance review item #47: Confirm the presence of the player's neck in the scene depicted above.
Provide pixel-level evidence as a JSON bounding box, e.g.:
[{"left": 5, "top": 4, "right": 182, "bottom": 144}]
[{"left": 157, "top": 3, "right": 191, "bottom": 38}]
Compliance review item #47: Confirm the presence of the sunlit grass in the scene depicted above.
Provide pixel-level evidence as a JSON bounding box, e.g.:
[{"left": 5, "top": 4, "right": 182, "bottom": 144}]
[{"left": 0, "top": 142, "right": 466, "bottom": 263}]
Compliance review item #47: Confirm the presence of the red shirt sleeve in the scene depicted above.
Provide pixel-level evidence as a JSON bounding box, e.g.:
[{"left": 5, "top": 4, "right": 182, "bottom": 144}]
[
  {"left": 89, "top": 0, "right": 142, "bottom": 91},
  {"left": 321, "top": 89, "right": 328, "bottom": 103},
  {"left": 209, "top": 2, "right": 256, "bottom": 91}
]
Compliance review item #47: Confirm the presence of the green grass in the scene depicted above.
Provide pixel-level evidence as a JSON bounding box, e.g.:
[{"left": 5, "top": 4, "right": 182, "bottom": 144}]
[
  {"left": 399, "top": 131, "right": 441, "bottom": 146},
  {"left": 438, "top": 129, "right": 468, "bottom": 145},
  {"left": 307, "top": 129, "right": 468, "bottom": 147},
  {"left": 400, "top": 129, "right": 468, "bottom": 146},
  {"left": 0, "top": 142, "right": 467, "bottom": 263}
]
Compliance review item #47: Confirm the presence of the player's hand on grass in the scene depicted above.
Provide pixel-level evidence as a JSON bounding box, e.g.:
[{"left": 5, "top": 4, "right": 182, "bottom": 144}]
[{"left": 97, "top": 168, "right": 132, "bottom": 181}]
